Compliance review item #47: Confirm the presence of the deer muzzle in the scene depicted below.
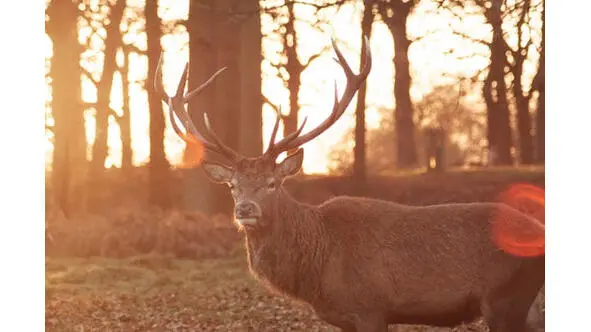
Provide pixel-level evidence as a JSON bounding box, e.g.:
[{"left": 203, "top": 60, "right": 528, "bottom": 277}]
[{"left": 234, "top": 201, "right": 262, "bottom": 227}]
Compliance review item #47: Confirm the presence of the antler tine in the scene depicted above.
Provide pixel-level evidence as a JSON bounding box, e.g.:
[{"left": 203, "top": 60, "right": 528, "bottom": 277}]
[
  {"left": 203, "top": 113, "right": 245, "bottom": 162},
  {"left": 156, "top": 55, "right": 242, "bottom": 162},
  {"left": 266, "top": 105, "right": 282, "bottom": 153},
  {"left": 184, "top": 67, "right": 228, "bottom": 102},
  {"left": 265, "top": 36, "right": 372, "bottom": 157},
  {"left": 154, "top": 52, "right": 169, "bottom": 104}
]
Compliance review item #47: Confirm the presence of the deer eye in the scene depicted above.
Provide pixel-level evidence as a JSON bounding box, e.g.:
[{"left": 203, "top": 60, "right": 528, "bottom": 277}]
[{"left": 267, "top": 181, "right": 276, "bottom": 190}]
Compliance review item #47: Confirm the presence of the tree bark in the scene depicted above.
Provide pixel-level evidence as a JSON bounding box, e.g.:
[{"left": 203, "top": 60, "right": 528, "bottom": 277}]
[
  {"left": 533, "top": 1, "right": 545, "bottom": 164},
  {"left": 238, "top": 0, "right": 263, "bottom": 156},
  {"left": 483, "top": 0, "right": 513, "bottom": 166},
  {"left": 185, "top": 0, "right": 229, "bottom": 214},
  {"left": 90, "top": 0, "right": 126, "bottom": 177},
  {"left": 120, "top": 47, "right": 133, "bottom": 170},
  {"left": 283, "top": 2, "right": 302, "bottom": 139},
  {"left": 205, "top": 0, "right": 243, "bottom": 214},
  {"left": 511, "top": 0, "right": 534, "bottom": 164},
  {"left": 87, "top": 0, "right": 126, "bottom": 211},
  {"left": 353, "top": 0, "right": 375, "bottom": 192},
  {"left": 47, "top": 0, "right": 88, "bottom": 216},
  {"left": 146, "top": 0, "right": 171, "bottom": 209},
  {"left": 377, "top": 0, "right": 419, "bottom": 169}
]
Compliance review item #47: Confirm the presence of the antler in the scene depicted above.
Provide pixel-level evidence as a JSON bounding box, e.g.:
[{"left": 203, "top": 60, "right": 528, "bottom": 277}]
[
  {"left": 154, "top": 54, "right": 243, "bottom": 162},
  {"left": 264, "top": 36, "right": 372, "bottom": 158}
]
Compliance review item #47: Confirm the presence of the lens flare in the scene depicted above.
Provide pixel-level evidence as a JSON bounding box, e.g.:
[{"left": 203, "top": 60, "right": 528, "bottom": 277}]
[
  {"left": 180, "top": 133, "right": 205, "bottom": 169},
  {"left": 493, "top": 183, "right": 545, "bottom": 257}
]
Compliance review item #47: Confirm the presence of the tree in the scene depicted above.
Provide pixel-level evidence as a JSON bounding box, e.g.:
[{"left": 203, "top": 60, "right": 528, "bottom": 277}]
[
  {"left": 184, "top": 0, "right": 219, "bottom": 214},
  {"left": 238, "top": 0, "right": 264, "bottom": 156},
  {"left": 182, "top": 0, "right": 264, "bottom": 215},
  {"left": 376, "top": 0, "right": 419, "bottom": 169},
  {"left": 210, "top": 0, "right": 243, "bottom": 214},
  {"left": 353, "top": 0, "right": 376, "bottom": 192},
  {"left": 532, "top": 0, "right": 544, "bottom": 164},
  {"left": 89, "top": 0, "right": 126, "bottom": 179},
  {"left": 146, "top": 0, "right": 171, "bottom": 209},
  {"left": 282, "top": 1, "right": 302, "bottom": 138},
  {"left": 330, "top": 84, "right": 486, "bottom": 174},
  {"left": 445, "top": 0, "right": 516, "bottom": 165},
  {"left": 119, "top": 47, "right": 133, "bottom": 170},
  {"left": 482, "top": 0, "right": 513, "bottom": 165},
  {"left": 507, "top": 0, "right": 534, "bottom": 164},
  {"left": 87, "top": 0, "right": 127, "bottom": 210},
  {"left": 262, "top": 2, "right": 326, "bottom": 145},
  {"left": 46, "top": 0, "right": 88, "bottom": 216}
]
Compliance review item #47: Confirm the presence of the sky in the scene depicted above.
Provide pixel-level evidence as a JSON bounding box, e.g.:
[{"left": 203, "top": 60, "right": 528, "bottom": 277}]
[{"left": 44, "top": 0, "right": 542, "bottom": 174}]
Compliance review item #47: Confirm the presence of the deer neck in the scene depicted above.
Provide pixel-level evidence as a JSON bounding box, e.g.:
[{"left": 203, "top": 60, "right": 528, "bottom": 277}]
[{"left": 244, "top": 188, "right": 326, "bottom": 302}]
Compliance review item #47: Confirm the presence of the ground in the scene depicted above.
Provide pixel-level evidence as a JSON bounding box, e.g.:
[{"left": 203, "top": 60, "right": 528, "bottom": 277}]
[
  {"left": 46, "top": 168, "right": 544, "bottom": 331},
  {"left": 46, "top": 250, "right": 491, "bottom": 331}
]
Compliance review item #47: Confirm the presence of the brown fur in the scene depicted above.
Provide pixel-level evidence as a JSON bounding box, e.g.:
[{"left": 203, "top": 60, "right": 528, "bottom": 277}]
[
  {"left": 202, "top": 149, "right": 544, "bottom": 332},
  {"left": 239, "top": 188, "right": 544, "bottom": 332}
]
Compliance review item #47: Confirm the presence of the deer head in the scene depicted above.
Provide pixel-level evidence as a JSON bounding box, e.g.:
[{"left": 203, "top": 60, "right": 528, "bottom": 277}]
[{"left": 155, "top": 37, "right": 371, "bottom": 230}]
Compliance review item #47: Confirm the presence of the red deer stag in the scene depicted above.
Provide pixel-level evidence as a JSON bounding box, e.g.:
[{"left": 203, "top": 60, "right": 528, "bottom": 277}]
[{"left": 155, "top": 37, "right": 544, "bottom": 332}]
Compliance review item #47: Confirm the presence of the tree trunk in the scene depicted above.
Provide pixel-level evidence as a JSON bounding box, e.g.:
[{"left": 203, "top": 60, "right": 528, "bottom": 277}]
[
  {"left": 533, "top": 1, "right": 545, "bottom": 164},
  {"left": 512, "top": 0, "right": 533, "bottom": 165},
  {"left": 238, "top": 0, "right": 263, "bottom": 156},
  {"left": 47, "top": 0, "right": 88, "bottom": 216},
  {"left": 88, "top": 0, "right": 126, "bottom": 211},
  {"left": 514, "top": 85, "right": 533, "bottom": 164},
  {"left": 483, "top": 0, "right": 513, "bottom": 166},
  {"left": 120, "top": 47, "right": 133, "bottom": 170},
  {"left": 378, "top": 1, "right": 418, "bottom": 169},
  {"left": 283, "top": 2, "right": 301, "bottom": 139},
  {"left": 185, "top": 0, "right": 227, "bottom": 214},
  {"left": 206, "top": 0, "right": 242, "bottom": 215},
  {"left": 353, "top": 0, "right": 375, "bottom": 193},
  {"left": 90, "top": 0, "right": 126, "bottom": 177},
  {"left": 146, "top": 0, "right": 171, "bottom": 209}
]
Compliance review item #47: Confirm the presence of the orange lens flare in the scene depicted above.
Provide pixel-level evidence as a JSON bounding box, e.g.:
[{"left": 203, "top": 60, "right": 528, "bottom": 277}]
[
  {"left": 493, "top": 183, "right": 545, "bottom": 257},
  {"left": 180, "top": 133, "right": 205, "bottom": 169}
]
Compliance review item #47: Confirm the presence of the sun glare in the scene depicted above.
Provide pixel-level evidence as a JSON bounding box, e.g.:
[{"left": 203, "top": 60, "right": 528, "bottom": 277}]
[{"left": 493, "top": 183, "right": 545, "bottom": 257}]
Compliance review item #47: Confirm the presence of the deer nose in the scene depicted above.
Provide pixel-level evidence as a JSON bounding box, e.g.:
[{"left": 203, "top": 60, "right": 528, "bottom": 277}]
[{"left": 235, "top": 202, "right": 258, "bottom": 219}]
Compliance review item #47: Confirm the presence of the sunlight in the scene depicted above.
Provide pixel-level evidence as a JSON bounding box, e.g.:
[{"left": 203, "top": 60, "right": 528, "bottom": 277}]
[{"left": 44, "top": 0, "right": 540, "bottom": 174}]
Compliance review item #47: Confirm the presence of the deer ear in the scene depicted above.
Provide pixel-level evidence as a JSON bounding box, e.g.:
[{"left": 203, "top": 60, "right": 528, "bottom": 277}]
[
  {"left": 277, "top": 149, "right": 304, "bottom": 177},
  {"left": 202, "top": 162, "right": 233, "bottom": 183}
]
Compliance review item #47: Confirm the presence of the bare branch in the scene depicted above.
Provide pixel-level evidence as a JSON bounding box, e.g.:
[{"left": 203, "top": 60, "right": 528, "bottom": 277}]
[
  {"left": 109, "top": 109, "right": 122, "bottom": 120},
  {"left": 191, "top": 0, "right": 347, "bottom": 17},
  {"left": 80, "top": 66, "right": 99, "bottom": 86},
  {"left": 263, "top": 0, "right": 348, "bottom": 12},
  {"left": 263, "top": 94, "right": 285, "bottom": 118},
  {"left": 301, "top": 44, "right": 332, "bottom": 68},
  {"left": 442, "top": 66, "right": 488, "bottom": 84},
  {"left": 452, "top": 29, "right": 490, "bottom": 47},
  {"left": 123, "top": 44, "right": 147, "bottom": 55}
]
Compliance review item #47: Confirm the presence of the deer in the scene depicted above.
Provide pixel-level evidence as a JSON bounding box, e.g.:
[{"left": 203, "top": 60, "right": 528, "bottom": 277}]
[{"left": 155, "top": 37, "right": 545, "bottom": 332}]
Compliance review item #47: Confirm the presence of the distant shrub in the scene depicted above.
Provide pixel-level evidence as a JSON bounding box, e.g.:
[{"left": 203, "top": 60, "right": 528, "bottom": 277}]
[{"left": 46, "top": 208, "right": 242, "bottom": 259}]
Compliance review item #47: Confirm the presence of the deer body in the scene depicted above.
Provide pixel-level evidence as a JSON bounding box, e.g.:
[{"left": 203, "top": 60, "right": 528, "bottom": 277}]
[
  {"left": 157, "top": 37, "right": 544, "bottom": 331},
  {"left": 243, "top": 191, "right": 544, "bottom": 331}
]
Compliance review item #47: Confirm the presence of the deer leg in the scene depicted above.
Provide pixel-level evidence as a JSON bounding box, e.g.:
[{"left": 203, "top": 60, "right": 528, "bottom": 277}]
[
  {"left": 482, "top": 299, "right": 531, "bottom": 332},
  {"left": 525, "top": 289, "right": 545, "bottom": 332}
]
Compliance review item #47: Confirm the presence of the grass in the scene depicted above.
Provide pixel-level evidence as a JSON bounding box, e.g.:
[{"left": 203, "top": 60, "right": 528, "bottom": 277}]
[
  {"left": 46, "top": 250, "right": 492, "bottom": 331},
  {"left": 46, "top": 250, "right": 335, "bottom": 331}
]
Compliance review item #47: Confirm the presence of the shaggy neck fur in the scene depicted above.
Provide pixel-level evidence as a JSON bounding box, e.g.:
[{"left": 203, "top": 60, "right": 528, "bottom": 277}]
[{"left": 244, "top": 188, "right": 327, "bottom": 304}]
